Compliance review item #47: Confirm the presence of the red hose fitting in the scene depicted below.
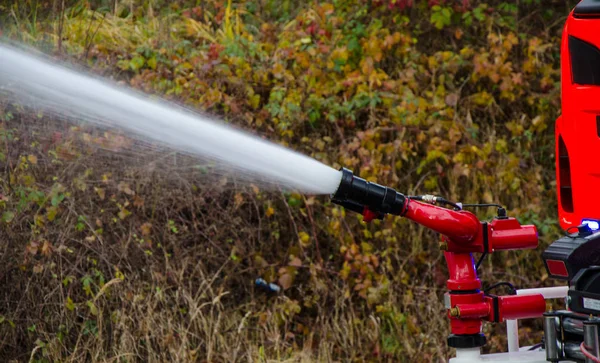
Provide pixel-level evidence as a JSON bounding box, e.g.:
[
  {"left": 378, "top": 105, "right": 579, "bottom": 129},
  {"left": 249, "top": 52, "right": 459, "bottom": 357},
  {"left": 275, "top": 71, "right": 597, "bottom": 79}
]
[
  {"left": 453, "top": 302, "right": 490, "bottom": 319},
  {"left": 485, "top": 294, "right": 546, "bottom": 322}
]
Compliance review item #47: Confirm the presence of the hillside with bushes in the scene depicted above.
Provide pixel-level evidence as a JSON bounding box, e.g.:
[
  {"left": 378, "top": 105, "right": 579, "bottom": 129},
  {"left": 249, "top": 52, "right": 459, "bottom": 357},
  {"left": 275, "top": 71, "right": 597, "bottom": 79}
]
[{"left": 0, "top": 0, "right": 568, "bottom": 361}]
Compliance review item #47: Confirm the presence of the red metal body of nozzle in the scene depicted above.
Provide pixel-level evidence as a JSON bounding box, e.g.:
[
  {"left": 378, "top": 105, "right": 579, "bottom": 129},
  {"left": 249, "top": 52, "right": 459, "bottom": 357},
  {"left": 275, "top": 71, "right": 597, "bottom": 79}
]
[
  {"left": 401, "top": 200, "right": 545, "bottom": 339},
  {"left": 331, "top": 168, "right": 544, "bottom": 346}
]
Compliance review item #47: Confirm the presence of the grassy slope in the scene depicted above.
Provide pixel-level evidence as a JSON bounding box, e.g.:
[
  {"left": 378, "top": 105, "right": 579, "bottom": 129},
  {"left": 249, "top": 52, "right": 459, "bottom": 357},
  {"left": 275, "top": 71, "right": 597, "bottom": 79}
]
[{"left": 0, "top": 0, "right": 569, "bottom": 361}]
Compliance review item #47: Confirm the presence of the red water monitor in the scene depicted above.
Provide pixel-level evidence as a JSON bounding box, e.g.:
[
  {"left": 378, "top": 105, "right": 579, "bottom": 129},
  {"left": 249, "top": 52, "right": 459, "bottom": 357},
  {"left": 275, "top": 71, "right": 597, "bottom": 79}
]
[{"left": 557, "top": 0, "right": 600, "bottom": 231}]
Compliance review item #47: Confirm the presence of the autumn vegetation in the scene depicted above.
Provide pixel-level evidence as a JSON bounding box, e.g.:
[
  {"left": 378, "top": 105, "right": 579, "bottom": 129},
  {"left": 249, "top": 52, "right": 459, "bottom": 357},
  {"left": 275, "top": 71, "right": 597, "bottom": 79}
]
[{"left": 0, "top": 0, "right": 570, "bottom": 361}]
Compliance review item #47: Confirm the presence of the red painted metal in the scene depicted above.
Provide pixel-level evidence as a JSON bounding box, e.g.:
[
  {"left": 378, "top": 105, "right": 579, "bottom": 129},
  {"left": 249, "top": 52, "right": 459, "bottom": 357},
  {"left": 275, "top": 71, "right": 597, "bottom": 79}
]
[
  {"left": 400, "top": 200, "right": 541, "bottom": 337},
  {"left": 557, "top": 9, "right": 600, "bottom": 230},
  {"left": 361, "top": 207, "right": 379, "bottom": 223},
  {"left": 403, "top": 200, "right": 481, "bottom": 244},
  {"left": 485, "top": 295, "right": 547, "bottom": 322},
  {"left": 444, "top": 251, "right": 481, "bottom": 291},
  {"left": 448, "top": 314, "right": 484, "bottom": 336},
  {"left": 453, "top": 295, "right": 545, "bottom": 323},
  {"left": 448, "top": 291, "right": 485, "bottom": 335},
  {"left": 445, "top": 252, "right": 485, "bottom": 335},
  {"left": 403, "top": 201, "right": 538, "bottom": 254},
  {"left": 488, "top": 218, "right": 538, "bottom": 251},
  {"left": 454, "top": 303, "right": 490, "bottom": 319}
]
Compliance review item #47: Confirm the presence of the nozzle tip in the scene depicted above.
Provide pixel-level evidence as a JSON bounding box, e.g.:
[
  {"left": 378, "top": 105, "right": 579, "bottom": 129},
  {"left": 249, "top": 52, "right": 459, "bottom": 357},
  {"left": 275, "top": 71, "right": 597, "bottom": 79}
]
[{"left": 331, "top": 167, "right": 354, "bottom": 199}]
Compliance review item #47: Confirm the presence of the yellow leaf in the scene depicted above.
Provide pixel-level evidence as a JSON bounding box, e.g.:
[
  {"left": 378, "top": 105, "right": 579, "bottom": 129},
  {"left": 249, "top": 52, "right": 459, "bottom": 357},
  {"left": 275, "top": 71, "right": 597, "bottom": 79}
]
[
  {"left": 87, "top": 301, "right": 98, "bottom": 316},
  {"left": 361, "top": 57, "right": 375, "bottom": 75},
  {"left": 249, "top": 94, "right": 260, "bottom": 109},
  {"left": 234, "top": 193, "right": 244, "bottom": 208},
  {"left": 46, "top": 207, "right": 58, "bottom": 222},
  {"left": 147, "top": 57, "right": 157, "bottom": 70},
  {"left": 254, "top": 255, "right": 269, "bottom": 268},
  {"left": 331, "top": 47, "right": 349, "bottom": 63},
  {"left": 27, "top": 155, "right": 38, "bottom": 164},
  {"left": 73, "top": 177, "right": 87, "bottom": 192},
  {"left": 265, "top": 207, "right": 274, "bottom": 217},
  {"left": 298, "top": 232, "right": 310, "bottom": 247},
  {"left": 115, "top": 269, "right": 125, "bottom": 280},
  {"left": 495, "top": 139, "right": 508, "bottom": 153},
  {"left": 118, "top": 208, "right": 131, "bottom": 220},
  {"left": 66, "top": 297, "right": 75, "bottom": 311},
  {"left": 94, "top": 187, "right": 105, "bottom": 200},
  {"left": 272, "top": 63, "right": 285, "bottom": 79}
]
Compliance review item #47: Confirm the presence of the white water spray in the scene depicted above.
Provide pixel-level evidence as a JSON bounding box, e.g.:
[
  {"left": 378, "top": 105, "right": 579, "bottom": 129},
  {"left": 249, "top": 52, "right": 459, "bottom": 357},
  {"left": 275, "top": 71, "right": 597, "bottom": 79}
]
[{"left": 0, "top": 44, "right": 342, "bottom": 194}]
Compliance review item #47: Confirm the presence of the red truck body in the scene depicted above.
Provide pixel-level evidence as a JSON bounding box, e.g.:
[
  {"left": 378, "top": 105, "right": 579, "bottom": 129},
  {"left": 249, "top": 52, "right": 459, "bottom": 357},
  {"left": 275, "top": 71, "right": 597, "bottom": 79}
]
[{"left": 557, "top": 0, "right": 600, "bottom": 230}]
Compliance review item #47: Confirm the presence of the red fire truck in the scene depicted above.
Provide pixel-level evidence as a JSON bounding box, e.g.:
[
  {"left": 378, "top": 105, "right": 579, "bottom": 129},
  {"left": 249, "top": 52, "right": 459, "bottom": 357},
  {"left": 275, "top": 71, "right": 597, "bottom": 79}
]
[{"left": 557, "top": 0, "right": 600, "bottom": 233}]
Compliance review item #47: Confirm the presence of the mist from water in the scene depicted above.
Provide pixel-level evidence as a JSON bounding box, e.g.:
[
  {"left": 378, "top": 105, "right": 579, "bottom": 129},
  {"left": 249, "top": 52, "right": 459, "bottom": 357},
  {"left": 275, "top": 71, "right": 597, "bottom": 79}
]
[{"left": 0, "top": 44, "right": 342, "bottom": 195}]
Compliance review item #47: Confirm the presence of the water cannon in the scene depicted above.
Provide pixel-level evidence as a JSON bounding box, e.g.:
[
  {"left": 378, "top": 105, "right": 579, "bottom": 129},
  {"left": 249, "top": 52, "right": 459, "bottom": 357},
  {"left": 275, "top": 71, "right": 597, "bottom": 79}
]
[
  {"left": 330, "top": 168, "right": 538, "bottom": 251},
  {"left": 331, "top": 168, "right": 544, "bottom": 351}
]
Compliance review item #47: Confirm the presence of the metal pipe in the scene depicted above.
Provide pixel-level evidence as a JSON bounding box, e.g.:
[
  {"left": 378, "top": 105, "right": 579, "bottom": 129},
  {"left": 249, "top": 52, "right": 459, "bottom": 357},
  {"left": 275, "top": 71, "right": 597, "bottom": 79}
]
[
  {"left": 544, "top": 314, "right": 560, "bottom": 362},
  {"left": 454, "top": 348, "right": 481, "bottom": 360},
  {"left": 516, "top": 286, "right": 569, "bottom": 299},
  {"left": 506, "top": 319, "right": 519, "bottom": 352},
  {"left": 584, "top": 320, "right": 600, "bottom": 363}
]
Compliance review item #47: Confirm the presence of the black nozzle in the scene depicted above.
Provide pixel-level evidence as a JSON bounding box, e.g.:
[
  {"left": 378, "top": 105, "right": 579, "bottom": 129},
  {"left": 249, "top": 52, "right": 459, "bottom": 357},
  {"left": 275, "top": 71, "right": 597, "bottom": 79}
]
[{"left": 331, "top": 168, "right": 407, "bottom": 216}]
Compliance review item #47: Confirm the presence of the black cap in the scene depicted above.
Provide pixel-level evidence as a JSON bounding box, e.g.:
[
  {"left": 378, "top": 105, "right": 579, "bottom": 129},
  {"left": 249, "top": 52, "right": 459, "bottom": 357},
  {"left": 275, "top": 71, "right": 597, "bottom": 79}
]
[{"left": 447, "top": 334, "right": 487, "bottom": 348}]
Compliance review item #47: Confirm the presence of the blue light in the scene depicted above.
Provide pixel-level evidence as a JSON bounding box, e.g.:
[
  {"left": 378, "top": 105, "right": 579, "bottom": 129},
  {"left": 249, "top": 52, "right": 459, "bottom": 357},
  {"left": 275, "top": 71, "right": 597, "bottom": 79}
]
[{"left": 582, "top": 219, "right": 600, "bottom": 231}]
